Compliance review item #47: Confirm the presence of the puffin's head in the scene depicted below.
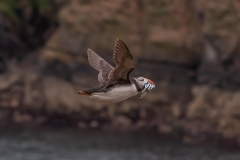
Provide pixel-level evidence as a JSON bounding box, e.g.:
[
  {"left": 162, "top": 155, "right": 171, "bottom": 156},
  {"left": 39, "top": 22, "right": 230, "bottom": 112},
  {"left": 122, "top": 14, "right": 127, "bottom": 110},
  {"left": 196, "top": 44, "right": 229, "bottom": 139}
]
[{"left": 134, "top": 77, "right": 155, "bottom": 97}]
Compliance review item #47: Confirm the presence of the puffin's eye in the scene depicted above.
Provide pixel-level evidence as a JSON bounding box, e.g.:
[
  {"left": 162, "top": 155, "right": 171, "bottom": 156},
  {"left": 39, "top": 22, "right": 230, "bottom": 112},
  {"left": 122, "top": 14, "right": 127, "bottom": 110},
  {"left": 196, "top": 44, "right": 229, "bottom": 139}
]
[{"left": 139, "top": 78, "right": 144, "bottom": 81}]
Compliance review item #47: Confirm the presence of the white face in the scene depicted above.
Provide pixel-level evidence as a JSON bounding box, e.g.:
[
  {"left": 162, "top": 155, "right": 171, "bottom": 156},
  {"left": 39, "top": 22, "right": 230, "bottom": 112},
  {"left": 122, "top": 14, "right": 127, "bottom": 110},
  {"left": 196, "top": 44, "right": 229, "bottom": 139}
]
[
  {"left": 134, "top": 77, "right": 155, "bottom": 98},
  {"left": 135, "top": 77, "right": 148, "bottom": 87}
]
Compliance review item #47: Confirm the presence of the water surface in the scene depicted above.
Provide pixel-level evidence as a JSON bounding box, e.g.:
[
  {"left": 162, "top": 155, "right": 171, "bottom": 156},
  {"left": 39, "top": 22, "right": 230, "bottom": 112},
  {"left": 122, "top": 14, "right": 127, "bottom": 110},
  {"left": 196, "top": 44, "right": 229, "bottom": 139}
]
[{"left": 0, "top": 127, "right": 239, "bottom": 160}]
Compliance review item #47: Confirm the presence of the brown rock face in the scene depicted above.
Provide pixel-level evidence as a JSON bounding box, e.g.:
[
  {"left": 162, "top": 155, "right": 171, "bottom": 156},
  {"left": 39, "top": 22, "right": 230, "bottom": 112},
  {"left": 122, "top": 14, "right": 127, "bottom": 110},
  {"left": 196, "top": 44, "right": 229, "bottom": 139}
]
[
  {"left": 41, "top": 0, "right": 205, "bottom": 67},
  {"left": 1, "top": 0, "right": 240, "bottom": 148}
]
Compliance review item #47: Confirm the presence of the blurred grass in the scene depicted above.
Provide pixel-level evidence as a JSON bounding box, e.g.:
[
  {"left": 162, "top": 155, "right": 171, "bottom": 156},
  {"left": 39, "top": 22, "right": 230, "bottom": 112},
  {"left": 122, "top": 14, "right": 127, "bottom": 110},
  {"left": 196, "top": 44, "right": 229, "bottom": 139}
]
[
  {"left": 0, "top": 0, "right": 20, "bottom": 24},
  {"left": 0, "top": 0, "right": 50, "bottom": 25}
]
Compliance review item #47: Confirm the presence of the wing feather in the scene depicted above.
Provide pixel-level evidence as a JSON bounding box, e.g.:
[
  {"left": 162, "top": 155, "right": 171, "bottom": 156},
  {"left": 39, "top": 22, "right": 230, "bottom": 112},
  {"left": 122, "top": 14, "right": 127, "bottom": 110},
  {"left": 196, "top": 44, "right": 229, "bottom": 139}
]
[
  {"left": 107, "top": 39, "right": 135, "bottom": 85},
  {"left": 87, "top": 49, "right": 113, "bottom": 83}
]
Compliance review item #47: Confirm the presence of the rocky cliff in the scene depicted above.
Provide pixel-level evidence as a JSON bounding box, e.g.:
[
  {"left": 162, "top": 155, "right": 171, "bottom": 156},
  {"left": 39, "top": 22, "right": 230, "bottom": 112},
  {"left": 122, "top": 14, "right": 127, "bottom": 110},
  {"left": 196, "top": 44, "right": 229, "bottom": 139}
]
[{"left": 0, "top": 0, "right": 240, "bottom": 147}]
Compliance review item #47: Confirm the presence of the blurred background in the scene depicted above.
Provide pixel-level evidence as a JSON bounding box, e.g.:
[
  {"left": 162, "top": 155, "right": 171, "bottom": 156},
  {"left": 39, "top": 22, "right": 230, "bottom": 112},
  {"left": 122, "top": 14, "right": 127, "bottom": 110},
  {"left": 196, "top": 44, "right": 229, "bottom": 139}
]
[{"left": 0, "top": 0, "right": 240, "bottom": 159}]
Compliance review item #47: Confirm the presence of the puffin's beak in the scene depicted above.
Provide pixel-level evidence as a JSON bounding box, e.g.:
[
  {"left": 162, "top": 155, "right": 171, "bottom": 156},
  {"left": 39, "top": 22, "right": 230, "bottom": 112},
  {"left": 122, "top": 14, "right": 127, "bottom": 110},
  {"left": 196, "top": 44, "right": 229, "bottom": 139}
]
[
  {"left": 146, "top": 79, "right": 155, "bottom": 90},
  {"left": 141, "top": 78, "right": 155, "bottom": 94},
  {"left": 147, "top": 78, "right": 155, "bottom": 87}
]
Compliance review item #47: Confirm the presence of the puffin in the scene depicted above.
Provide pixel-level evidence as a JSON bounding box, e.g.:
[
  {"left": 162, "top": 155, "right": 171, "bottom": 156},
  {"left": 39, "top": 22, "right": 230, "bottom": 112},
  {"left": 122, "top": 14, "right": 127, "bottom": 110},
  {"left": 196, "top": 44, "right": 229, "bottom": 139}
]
[{"left": 78, "top": 38, "right": 155, "bottom": 103}]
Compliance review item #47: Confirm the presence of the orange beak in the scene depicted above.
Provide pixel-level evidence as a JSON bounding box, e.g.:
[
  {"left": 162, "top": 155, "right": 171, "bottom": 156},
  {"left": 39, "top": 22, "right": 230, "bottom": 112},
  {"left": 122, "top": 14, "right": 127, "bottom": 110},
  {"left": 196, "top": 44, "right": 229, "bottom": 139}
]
[{"left": 147, "top": 78, "right": 155, "bottom": 86}]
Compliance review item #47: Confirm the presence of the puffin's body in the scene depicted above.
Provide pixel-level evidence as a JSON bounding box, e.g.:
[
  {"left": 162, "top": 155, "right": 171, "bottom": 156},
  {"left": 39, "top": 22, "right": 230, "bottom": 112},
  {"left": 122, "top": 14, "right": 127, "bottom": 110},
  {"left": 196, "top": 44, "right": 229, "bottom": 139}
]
[
  {"left": 90, "top": 83, "right": 138, "bottom": 103},
  {"left": 78, "top": 38, "right": 155, "bottom": 103}
]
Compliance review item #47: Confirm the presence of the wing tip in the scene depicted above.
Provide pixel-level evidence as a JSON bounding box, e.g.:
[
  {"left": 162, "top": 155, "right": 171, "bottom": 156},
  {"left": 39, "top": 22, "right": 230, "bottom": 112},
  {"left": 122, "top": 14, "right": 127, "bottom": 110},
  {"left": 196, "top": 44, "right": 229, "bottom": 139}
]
[
  {"left": 87, "top": 48, "right": 92, "bottom": 54},
  {"left": 87, "top": 48, "right": 96, "bottom": 60},
  {"left": 116, "top": 38, "right": 123, "bottom": 44}
]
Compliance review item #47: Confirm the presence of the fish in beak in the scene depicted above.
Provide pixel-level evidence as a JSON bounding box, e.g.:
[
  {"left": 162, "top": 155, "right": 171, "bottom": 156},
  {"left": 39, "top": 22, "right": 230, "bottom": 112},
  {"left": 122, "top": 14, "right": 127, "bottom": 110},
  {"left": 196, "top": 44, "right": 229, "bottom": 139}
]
[{"left": 140, "top": 78, "right": 155, "bottom": 98}]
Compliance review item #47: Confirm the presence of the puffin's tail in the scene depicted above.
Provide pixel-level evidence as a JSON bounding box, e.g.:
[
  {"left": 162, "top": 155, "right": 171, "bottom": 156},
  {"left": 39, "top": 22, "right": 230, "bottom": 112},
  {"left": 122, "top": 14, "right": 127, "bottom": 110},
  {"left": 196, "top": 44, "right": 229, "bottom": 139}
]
[{"left": 77, "top": 91, "right": 91, "bottom": 96}]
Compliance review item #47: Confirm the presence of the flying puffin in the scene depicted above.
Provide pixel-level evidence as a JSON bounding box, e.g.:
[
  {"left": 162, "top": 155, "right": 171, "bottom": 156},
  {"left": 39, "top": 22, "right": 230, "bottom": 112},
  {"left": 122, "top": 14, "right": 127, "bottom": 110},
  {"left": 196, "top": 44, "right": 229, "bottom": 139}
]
[{"left": 78, "top": 38, "right": 155, "bottom": 103}]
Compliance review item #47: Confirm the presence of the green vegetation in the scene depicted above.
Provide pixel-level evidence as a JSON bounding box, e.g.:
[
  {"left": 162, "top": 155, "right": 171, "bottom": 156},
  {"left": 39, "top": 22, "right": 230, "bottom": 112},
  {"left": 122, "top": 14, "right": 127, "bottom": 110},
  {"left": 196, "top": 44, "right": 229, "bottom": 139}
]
[
  {"left": 33, "top": 0, "right": 51, "bottom": 10},
  {"left": 79, "top": 17, "right": 87, "bottom": 26},
  {"left": 104, "top": 16, "right": 119, "bottom": 25},
  {"left": 215, "top": 9, "right": 231, "bottom": 20},
  {"left": 0, "top": 0, "right": 20, "bottom": 24},
  {"left": 0, "top": 0, "right": 51, "bottom": 25},
  {"left": 151, "top": 9, "right": 168, "bottom": 18}
]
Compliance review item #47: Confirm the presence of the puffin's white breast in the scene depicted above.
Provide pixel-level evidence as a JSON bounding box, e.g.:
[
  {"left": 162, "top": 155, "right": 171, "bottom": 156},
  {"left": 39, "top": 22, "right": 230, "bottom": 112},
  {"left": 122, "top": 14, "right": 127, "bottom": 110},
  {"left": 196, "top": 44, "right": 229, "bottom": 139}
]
[{"left": 90, "top": 83, "right": 138, "bottom": 103}]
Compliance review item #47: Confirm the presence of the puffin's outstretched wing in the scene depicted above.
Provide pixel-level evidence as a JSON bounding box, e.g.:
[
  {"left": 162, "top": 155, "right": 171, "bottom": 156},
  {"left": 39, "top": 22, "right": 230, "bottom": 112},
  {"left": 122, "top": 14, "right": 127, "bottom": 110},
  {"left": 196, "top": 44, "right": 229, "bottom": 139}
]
[
  {"left": 107, "top": 39, "right": 135, "bottom": 85},
  {"left": 87, "top": 49, "right": 114, "bottom": 83}
]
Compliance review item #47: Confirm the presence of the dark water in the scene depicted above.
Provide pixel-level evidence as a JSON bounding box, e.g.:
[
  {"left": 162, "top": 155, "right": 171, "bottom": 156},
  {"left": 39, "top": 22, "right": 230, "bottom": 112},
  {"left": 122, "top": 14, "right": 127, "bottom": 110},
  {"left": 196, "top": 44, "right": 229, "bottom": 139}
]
[{"left": 0, "top": 127, "right": 239, "bottom": 160}]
